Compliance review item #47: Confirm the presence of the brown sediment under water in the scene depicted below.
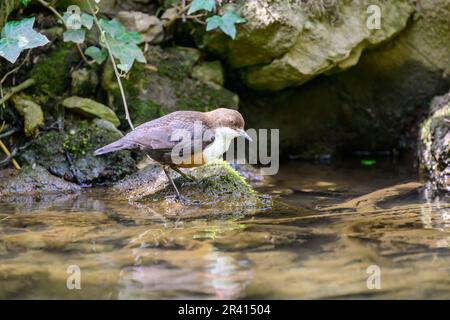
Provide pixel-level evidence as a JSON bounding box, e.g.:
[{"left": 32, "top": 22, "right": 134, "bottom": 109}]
[{"left": 0, "top": 159, "right": 449, "bottom": 299}]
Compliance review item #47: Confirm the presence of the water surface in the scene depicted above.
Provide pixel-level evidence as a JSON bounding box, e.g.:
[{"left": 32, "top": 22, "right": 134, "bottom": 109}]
[{"left": 0, "top": 159, "right": 449, "bottom": 299}]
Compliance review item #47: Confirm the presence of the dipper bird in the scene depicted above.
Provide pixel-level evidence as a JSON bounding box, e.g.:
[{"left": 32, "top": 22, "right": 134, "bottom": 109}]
[{"left": 94, "top": 108, "right": 252, "bottom": 203}]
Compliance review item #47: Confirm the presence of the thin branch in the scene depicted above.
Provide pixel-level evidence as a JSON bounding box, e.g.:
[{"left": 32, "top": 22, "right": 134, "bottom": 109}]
[
  {"left": 0, "top": 128, "right": 20, "bottom": 140},
  {"left": 0, "top": 79, "right": 35, "bottom": 106},
  {"left": 0, "top": 140, "right": 21, "bottom": 170},
  {"left": 87, "top": 0, "right": 135, "bottom": 130}
]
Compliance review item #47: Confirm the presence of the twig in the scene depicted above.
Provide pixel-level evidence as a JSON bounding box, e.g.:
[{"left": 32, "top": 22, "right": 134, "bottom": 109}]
[
  {"left": 36, "top": 0, "right": 93, "bottom": 65},
  {"left": 0, "top": 50, "right": 32, "bottom": 85},
  {"left": 0, "top": 128, "right": 19, "bottom": 139},
  {"left": 0, "top": 140, "right": 21, "bottom": 170},
  {"left": 87, "top": 0, "right": 135, "bottom": 130},
  {"left": 182, "top": 0, "right": 187, "bottom": 22},
  {"left": 0, "top": 79, "right": 35, "bottom": 106}
]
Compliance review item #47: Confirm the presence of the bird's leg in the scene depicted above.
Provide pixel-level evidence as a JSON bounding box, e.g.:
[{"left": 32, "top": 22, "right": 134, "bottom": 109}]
[
  {"left": 170, "top": 165, "right": 195, "bottom": 182},
  {"left": 163, "top": 166, "right": 198, "bottom": 205}
]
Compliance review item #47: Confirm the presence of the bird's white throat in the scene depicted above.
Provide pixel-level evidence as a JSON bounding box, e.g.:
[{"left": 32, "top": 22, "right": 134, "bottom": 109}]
[{"left": 203, "top": 127, "right": 239, "bottom": 163}]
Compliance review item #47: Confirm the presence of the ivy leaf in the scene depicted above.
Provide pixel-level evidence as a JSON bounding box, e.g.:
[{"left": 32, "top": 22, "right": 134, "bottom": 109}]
[
  {"left": 85, "top": 46, "right": 108, "bottom": 64},
  {"left": 81, "top": 13, "right": 94, "bottom": 30},
  {"left": 20, "top": 0, "right": 31, "bottom": 6},
  {"left": 0, "top": 17, "right": 49, "bottom": 63},
  {"left": 99, "top": 18, "right": 127, "bottom": 38},
  {"left": 63, "top": 29, "right": 85, "bottom": 44},
  {"left": 106, "top": 34, "right": 145, "bottom": 73},
  {"left": 188, "top": 0, "right": 215, "bottom": 15},
  {"left": 206, "top": 11, "right": 246, "bottom": 39},
  {"left": 117, "top": 31, "right": 143, "bottom": 45},
  {"left": 99, "top": 18, "right": 145, "bottom": 73}
]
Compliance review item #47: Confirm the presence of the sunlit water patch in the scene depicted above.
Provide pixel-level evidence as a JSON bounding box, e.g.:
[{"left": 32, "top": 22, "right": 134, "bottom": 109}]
[{"left": 0, "top": 159, "right": 449, "bottom": 299}]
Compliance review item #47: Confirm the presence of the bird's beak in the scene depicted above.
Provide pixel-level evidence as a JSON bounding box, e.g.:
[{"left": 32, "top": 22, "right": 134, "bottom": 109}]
[{"left": 237, "top": 129, "right": 253, "bottom": 142}]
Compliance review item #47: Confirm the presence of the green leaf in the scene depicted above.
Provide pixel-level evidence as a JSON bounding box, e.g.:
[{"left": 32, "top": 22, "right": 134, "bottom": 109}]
[
  {"left": 206, "top": 11, "right": 246, "bottom": 39},
  {"left": 20, "top": 0, "right": 31, "bottom": 6},
  {"left": 188, "top": 0, "right": 216, "bottom": 14},
  {"left": 0, "top": 18, "right": 49, "bottom": 63},
  {"left": 116, "top": 31, "right": 143, "bottom": 45},
  {"left": 63, "top": 29, "right": 85, "bottom": 44},
  {"left": 206, "top": 15, "right": 222, "bottom": 31},
  {"left": 106, "top": 34, "right": 146, "bottom": 73},
  {"left": 81, "top": 13, "right": 94, "bottom": 30},
  {"left": 85, "top": 46, "right": 108, "bottom": 64},
  {"left": 99, "top": 18, "right": 127, "bottom": 38},
  {"left": 99, "top": 19, "right": 146, "bottom": 73}
]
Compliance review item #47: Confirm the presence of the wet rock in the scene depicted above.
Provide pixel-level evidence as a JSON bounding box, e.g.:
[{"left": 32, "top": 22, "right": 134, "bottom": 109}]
[
  {"left": 202, "top": 0, "right": 415, "bottom": 90},
  {"left": 116, "top": 11, "right": 164, "bottom": 44},
  {"left": 11, "top": 94, "right": 44, "bottom": 137},
  {"left": 0, "top": 165, "right": 81, "bottom": 197},
  {"left": 102, "top": 46, "right": 239, "bottom": 126},
  {"left": 116, "top": 160, "right": 271, "bottom": 216},
  {"left": 419, "top": 93, "right": 450, "bottom": 191},
  {"left": 19, "top": 120, "right": 137, "bottom": 185},
  {"left": 62, "top": 97, "right": 120, "bottom": 127},
  {"left": 71, "top": 68, "right": 99, "bottom": 97}
]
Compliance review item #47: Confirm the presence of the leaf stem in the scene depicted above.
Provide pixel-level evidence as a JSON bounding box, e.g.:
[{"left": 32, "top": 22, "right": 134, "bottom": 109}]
[
  {"left": 0, "top": 79, "right": 35, "bottom": 106},
  {"left": 86, "top": 0, "right": 135, "bottom": 130},
  {"left": 36, "top": 0, "right": 93, "bottom": 65}
]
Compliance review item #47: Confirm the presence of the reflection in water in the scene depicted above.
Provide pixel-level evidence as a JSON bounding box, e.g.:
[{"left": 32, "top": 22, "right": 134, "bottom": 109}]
[{"left": 0, "top": 159, "right": 450, "bottom": 299}]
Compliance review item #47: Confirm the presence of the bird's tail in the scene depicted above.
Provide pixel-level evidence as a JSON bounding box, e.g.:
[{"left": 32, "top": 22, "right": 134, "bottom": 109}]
[{"left": 94, "top": 138, "right": 130, "bottom": 156}]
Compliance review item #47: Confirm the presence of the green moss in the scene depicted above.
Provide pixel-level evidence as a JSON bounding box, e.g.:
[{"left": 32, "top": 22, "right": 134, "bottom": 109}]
[
  {"left": 30, "top": 45, "right": 79, "bottom": 96},
  {"left": 129, "top": 99, "right": 163, "bottom": 126}
]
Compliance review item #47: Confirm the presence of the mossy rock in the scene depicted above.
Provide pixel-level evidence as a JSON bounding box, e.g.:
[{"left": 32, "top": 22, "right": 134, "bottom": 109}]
[
  {"left": 30, "top": 45, "right": 79, "bottom": 96},
  {"left": 102, "top": 46, "right": 239, "bottom": 126},
  {"left": 118, "top": 160, "right": 271, "bottom": 216},
  {"left": 19, "top": 120, "right": 137, "bottom": 185}
]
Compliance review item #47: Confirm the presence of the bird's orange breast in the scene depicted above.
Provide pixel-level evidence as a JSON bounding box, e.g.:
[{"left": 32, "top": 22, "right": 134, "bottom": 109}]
[{"left": 175, "top": 151, "right": 207, "bottom": 168}]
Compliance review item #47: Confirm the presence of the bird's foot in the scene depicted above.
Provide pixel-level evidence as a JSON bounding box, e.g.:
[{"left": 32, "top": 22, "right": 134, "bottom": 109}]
[{"left": 166, "top": 194, "right": 201, "bottom": 206}]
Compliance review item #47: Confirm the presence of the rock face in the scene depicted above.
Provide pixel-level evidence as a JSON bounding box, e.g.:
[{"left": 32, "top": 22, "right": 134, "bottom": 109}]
[
  {"left": 115, "top": 160, "right": 271, "bottom": 216},
  {"left": 102, "top": 46, "right": 239, "bottom": 126},
  {"left": 419, "top": 93, "right": 450, "bottom": 192},
  {"left": 203, "top": 0, "right": 416, "bottom": 91},
  {"left": 19, "top": 120, "right": 137, "bottom": 185},
  {"left": 236, "top": 0, "right": 450, "bottom": 157},
  {"left": 0, "top": 165, "right": 81, "bottom": 197}
]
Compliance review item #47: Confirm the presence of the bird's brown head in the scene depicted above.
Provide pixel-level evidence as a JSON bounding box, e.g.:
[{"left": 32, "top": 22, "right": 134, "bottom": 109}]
[
  {"left": 206, "top": 108, "right": 244, "bottom": 129},
  {"left": 206, "top": 108, "right": 251, "bottom": 141}
]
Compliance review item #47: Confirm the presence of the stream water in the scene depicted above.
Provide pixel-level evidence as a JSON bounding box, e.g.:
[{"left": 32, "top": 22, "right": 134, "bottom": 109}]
[{"left": 0, "top": 159, "right": 449, "bottom": 299}]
